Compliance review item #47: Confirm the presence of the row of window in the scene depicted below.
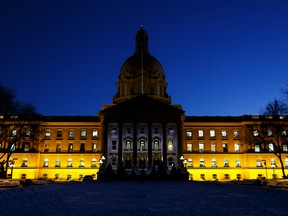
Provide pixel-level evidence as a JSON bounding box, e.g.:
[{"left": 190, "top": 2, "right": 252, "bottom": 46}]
[
  {"left": 0, "top": 128, "right": 31, "bottom": 137},
  {"left": 186, "top": 129, "right": 239, "bottom": 139},
  {"left": 186, "top": 158, "right": 280, "bottom": 168},
  {"left": 253, "top": 130, "right": 287, "bottom": 137},
  {"left": 45, "top": 129, "right": 98, "bottom": 140},
  {"left": 45, "top": 142, "right": 97, "bottom": 152},
  {"left": 186, "top": 143, "right": 240, "bottom": 153},
  {"left": 254, "top": 143, "right": 288, "bottom": 152},
  {"left": 9, "top": 158, "right": 100, "bottom": 168},
  {"left": 110, "top": 139, "right": 174, "bottom": 152}
]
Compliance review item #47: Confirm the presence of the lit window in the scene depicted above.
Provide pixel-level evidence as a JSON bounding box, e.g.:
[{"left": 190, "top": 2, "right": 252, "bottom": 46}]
[
  {"left": 10, "top": 143, "right": 16, "bottom": 152},
  {"left": 285, "top": 158, "right": 288, "bottom": 167},
  {"left": 92, "top": 143, "right": 97, "bottom": 152},
  {"left": 236, "top": 159, "right": 241, "bottom": 167},
  {"left": 198, "top": 130, "right": 204, "bottom": 138},
  {"left": 234, "top": 143, "right": 240, "bottom": 153},
  {"left": 168, "top": 140, "right": 173, "bottom": 151},
  {"left": 256, "top": 159, "right": 262, "bottom": 167},
  {"left": 92, "top": 129, "right": 98, "bottom": 138},
  {"left": 224, "top": 159, "right": 229, "bottom": 167},
  {"left": 282, "top": 130, "right": 287, "bottom": 136},
  {"left": 271, "top": 158, "right": 276, "bottom": 167},
  {"left": 268, "top": 143, "right": 274, "bottom": 152},
  {"left": 67, "top": 158, "right": 73, "bottom": 167},
  {"left": 153, "top": 140, "right": 159, "bottom": 151},
  {"left": 186, "top": 130, "right": 192, "bottom": 138},
  {"left": 255, "top": 144, "right": 260, "bottom": 152},
  {"left": 253, "top": 130, "right": 259, "bottom": 137},
  {"left": 25, "top": 129, "right": 31, "bottom": 136},
  {"left": 233, "top": 130, "right": 239, "bottom": 138},
  {"left": 55, "top": 159, "right": 61, "bottom": 167},
  {"left": 91, "top": 158, "right": 97, "bottom": 167},
  {"left": 199, "top": 143, "right": 204, "bottom": 152},
  {"left": 11, "top": 129, "right": 17, "bottom": 137},
  {"left": 125, "top": 140, "right": 132, "bottom": 150},
  {"left": 211, "top": 143, "right": 216, "bottom": 152},
  {"left": 223, "top": 143, "right": 228, "bottom": 152},
  {"left": 267, "top": 130, "right": 273, "bottom": 137},
  {"left": 140, "top": 140, "right": 145, "bottom": 151},
  {"left": 45, "top": 129, "right": 51, "bottom": 139},
  {"left": 43, "top": 159, "right": 48, "bottom": 167},
  {"left": 79, "top": 159, "right": 85, "bottom": 167},
  {"left": 200, "top": 159, "right": 205, "bottom": 167},
  {"left": 68, "top": 130, "right": 74, "bottom": 139},
  {"left": 222, "top": 130, "right": 227, "bottom": 138},
  {"left": 210, "top": 130, "right": 216, "bottom": 138},
  {"left": 212, "top": 159, "right": 217, "bottom": 167},
  {"left": 80, "top": 129, "right": 86, "bottom": 139},
  {"left": 283, "top": 144, "right": 288, "bottom": 152},
  {"left": 68, "top": 143, "right": 73, "bottom": 152},
  {"left": 187, "top": 143, "right": 192, "bottom": 152}
]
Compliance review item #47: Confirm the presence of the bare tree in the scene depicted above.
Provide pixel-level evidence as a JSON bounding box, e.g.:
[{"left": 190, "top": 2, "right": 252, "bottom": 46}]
[
  {"left": 0, "top": 84, "right": 41, "bottom": 178},
  {"left": 245, "top": 99, "right": 288, "bottom": 178}
]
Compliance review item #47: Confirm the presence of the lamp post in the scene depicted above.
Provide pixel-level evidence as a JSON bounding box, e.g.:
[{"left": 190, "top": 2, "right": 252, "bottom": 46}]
[
  {"left": 262, "top": 160, "right": 268, "bottom": 180},
  {"left": 183, "top": 159, "right": 187, "bottom": 168},
  {"left": 180, "top": 155, "right": 185, "bottom": 167},
  {"left": 10, "top": 158, "right": 18, "bottom": 179}
]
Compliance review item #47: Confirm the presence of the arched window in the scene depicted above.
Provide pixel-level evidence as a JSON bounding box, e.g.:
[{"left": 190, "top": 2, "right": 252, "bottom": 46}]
[
  {"left": 79, "top": 159, "right": 85, "bottom": 167},
  {"left": 256, "top": 159, "right": 262, "bottom": 167},
  {"left": 200, "top": 159, "right": 205, "bottom": 167},
  {"left": 43, "top": 159, "right": 48, "bottom": 167},
  {"left": 67, "top": 158, "right": 73, "bottom": 167},
  {"left": 271, "top": 158, "right": 276, "bottom": 167},
  {"left": 212, "top": 159, "right": 217, "bottom": 167},
  {"left": 139, "top": 139, "right": 146, "bottom": 151},
  {"left": 224, "top": 159, "right": 229, "bottom": 167},
  {"left": 125, "top": 140, "right": 132, "bottom": 151},
  {"left": 236, "top": 159, "right": 241, "bottom": 167},
  {"left": 153, "top": 139, "right": 159, "bottom": 151}
]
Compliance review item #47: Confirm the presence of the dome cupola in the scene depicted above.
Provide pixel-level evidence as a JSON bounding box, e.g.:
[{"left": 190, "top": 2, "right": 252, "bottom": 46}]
[{"left": 113, "top": 27, "right": 171, "bottom": 104}]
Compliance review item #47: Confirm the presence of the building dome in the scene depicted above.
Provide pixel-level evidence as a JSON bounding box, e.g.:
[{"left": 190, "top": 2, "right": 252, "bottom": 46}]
[{"left": 113, "top": 27, "right": 170, "bottom": 104}]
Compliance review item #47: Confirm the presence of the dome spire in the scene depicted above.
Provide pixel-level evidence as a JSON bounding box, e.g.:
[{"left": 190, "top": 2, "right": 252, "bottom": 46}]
[{"left": 135, "top": 26, "right": 149, "bottom": 54}]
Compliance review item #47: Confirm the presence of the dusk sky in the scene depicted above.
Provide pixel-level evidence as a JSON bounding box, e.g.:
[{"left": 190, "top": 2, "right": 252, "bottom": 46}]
[{"left": 1, "top": 0, "right": 288, "bottom": 116}]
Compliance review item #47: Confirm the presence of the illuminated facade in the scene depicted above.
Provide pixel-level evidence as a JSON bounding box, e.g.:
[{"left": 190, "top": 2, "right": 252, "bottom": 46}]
[{"left": 2, "top": 27, "right": 288, "bottom": 181}]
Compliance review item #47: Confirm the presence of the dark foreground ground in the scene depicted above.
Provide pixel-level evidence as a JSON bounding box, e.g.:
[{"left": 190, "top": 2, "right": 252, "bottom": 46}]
[{"left": 0, "top": 181, "right": 288, "bottom": 216}]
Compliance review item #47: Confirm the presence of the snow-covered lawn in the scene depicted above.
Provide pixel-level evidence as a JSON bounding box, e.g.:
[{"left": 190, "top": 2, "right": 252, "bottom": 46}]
[{"left": 1, "top": 181, "right": 288, "bottom": 216}]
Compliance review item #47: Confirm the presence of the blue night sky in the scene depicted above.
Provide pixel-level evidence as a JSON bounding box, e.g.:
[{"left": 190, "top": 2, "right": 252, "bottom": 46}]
[{"left": 1, "top": 0, "right": 288, "bottom": 116}]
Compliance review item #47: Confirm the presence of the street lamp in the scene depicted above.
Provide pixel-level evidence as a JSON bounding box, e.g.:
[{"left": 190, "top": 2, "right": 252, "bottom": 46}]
[
  {"left": 180, "top": 155, "right": 185, "bottom": 167},
  {"left": 262, "top": 160, "right": 268, "bottom": 180},
  {"left": 10, "top": 158, "right": 18, "bottom": 179},
  {"left": 183, "top": 159, "right": 187, "bottom": 168}
]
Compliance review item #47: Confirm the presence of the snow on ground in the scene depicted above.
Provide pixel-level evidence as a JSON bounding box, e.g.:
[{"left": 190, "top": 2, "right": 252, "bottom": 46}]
[{"left": 1, "top": 181, "right": 288, "bottom": 216}]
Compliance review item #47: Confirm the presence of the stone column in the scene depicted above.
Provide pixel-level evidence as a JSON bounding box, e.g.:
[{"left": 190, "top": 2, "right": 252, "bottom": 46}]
[
  {"left": 133, "top": 122, "right": 138, "bottom": 168},
  {"left": 162, "top": 122, "right": 167, "bottom": 167},
  {"left": 118, "top": 122, "right": 123, "bottom": 165},
  {"left": 148, "top": 122, "right": 152, "bottom": 168}
]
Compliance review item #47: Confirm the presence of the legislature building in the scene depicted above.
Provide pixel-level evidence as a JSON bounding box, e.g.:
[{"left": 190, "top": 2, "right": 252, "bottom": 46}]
[{"left": 2, "top": 27, "right": 288, "bottom": 181}]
